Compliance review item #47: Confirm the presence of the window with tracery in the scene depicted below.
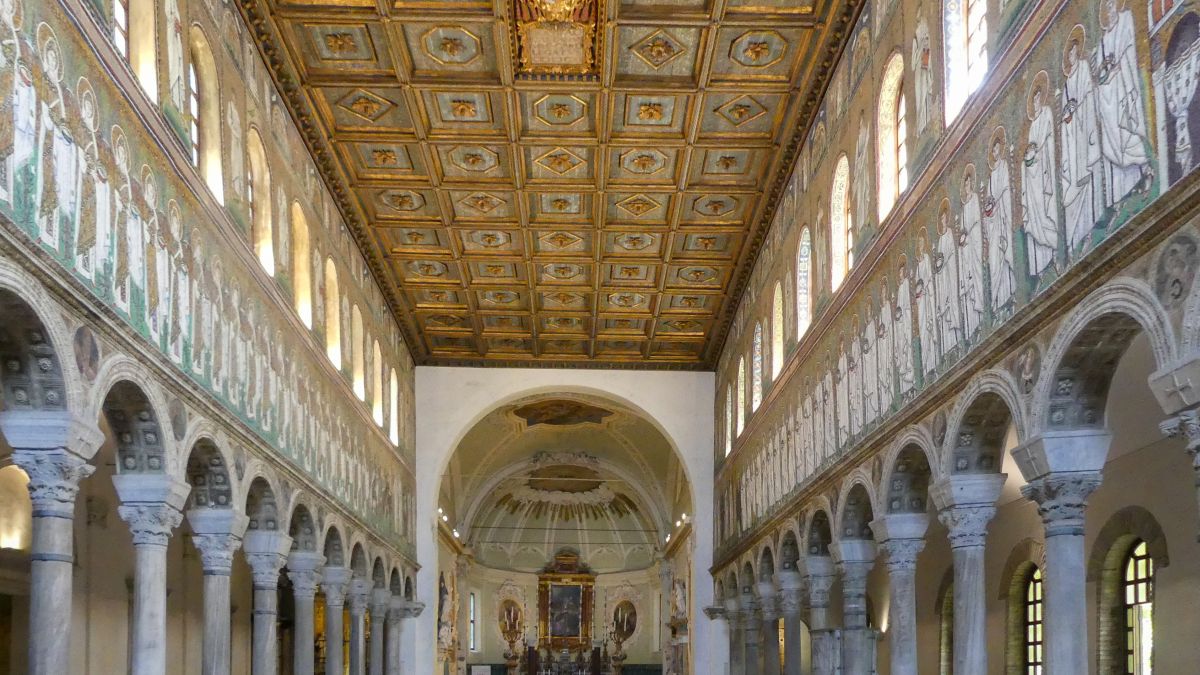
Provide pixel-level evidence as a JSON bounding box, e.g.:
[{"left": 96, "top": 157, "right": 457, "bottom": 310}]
[
  {"left": 725, "top": 387, "right": 733, "bottom": 456},
  {"left": 292, "top": 204, "right": 312, "bottom": 327},
  {"left": 372, "top": 342, "right": 384, "bottom": 425},
  {"left": 246, "top": 130, "right": 274, "bottom": 276},
  {"left": 771, "top": 284, "right": 785, "bottom": 379},
  {"left": 389, "top": 370, "right": 401, "bottom": 446},
  {"left": 736, "top": 359, "right": 746, "bottom": 435},
  {"left": 324, "top": 260, "right": 341, "bottom": 366},
  {"left": 187, "top": 62, "right": 200, "bottom": 167},
  {"left": 945, "top": 0, "right": 988, "bottom": 122},
  {"left": 351, "top": 306, "right": 365, "bottom": 400},
  {"left": 877, "top": 54, "right": 908, "bottom": 220},
  {"left": 830, "top": 156, "right": 851, "bottom": 290}
]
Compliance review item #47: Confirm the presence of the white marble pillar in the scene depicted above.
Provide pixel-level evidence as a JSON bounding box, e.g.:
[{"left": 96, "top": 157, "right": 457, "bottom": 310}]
[
  {"left": 348, "top": 578, "right": 371, "bottom": 675},
  {"left": 288, "top": 551, "right": 326, "bottom": 675},
  {"left": 724, "top": 597, "right": 745, "bottom": 675},
  {"left": 871, "top": 514, "right": 928, "bottom": 675},
  {"left": 835, "top": 557, "right": 874, "bottom": 675},
  {"left": 397, "top": 601, "right": 424, "bottom": 675},
  {"left": 323, "top": 566, "right": 352, "bottom": 675},
  {"left": 702, "top": 606, "right": 731, "bottom": 675},
  {"left": 740, "top": 603, "right": 761, "bottom": 675},
  {"left": 385, "top": 596, "right": 404, "bottom": 675},
  {"left": 802, "top": 556, "right": 839, "bottom": 675},
  {"left": 778, "top": 584, "right": 804, "bottom": 675},
  {"left": 189, "top": 509, "right": 249, "bottom": 675},
  {"left": 757, "top": 583, "right": 782, "bottom": 675},
  {"left": 2, "top": 413, "right": 102, "bottom": 675},
  {"left": 1013, "top": 431, "right": 1109, "bottom": 675},
  {"left": 1021, "top": 474, "right": 1100, "bottom": 674},
  {"left": 115, "top": 474, "right": 190, "bottom": 675},
  {"left": 370, "top": 588, "right": 389, "bottom": 675},
  {"left": 244, "top": 530, "right": 292, "bottom": 675}
]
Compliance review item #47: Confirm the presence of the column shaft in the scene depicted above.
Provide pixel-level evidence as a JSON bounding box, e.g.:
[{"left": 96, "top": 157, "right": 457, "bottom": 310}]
[
  {"left": 348, "top": 598, "right": 367, "bottom": 675},
  {"left": 782, "top": 612, "right": 803, "bottom": 675},
  {"left": 294, "top": 591, "right": 317, "bottom": 675},
  {"left": 804, "top": 567, "right": 838, "bottom": 675},
  {"left": 742, "top": 619, "right": 761, "bottom": 675},
  {"left": 131, "top": 541, "right": 172, "bottom": 675},
  {"left": 952, "top": 544, "right": 987, "bottom": 674},
  {"left": 728, "top": 618, "right": 745, "bottom": 675},
  {"left": 838, "top": 561, "right": 872, "bottom": 675},
  {"left": 880, "top": 539, "right": 923, "bottom": 675},
  {"left": 14, "top": 449, "right": 93, "bottom": 675},
  {"left": 252, "top": 586, "right": 280, "bottom": 675},
  {"left": 202, "top": 573, "right": 233, "bottom": 675},
  {"left": 326, "top": 598, "right": 345, "bottom": 675},
  {"left": 369, "top": 595, "right": 388, "bottom": 675},
  {"left": 761, "top": 613, "right": 782, "bottom": 675}
]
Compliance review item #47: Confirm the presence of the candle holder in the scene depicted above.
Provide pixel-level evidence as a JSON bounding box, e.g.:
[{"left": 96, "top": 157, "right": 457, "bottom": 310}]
[{"left": 500, "top": 600, "right": 524, "bottom": 675}]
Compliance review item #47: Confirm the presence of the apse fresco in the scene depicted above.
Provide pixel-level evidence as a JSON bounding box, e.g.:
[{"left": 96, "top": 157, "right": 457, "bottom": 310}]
[
  {"left": 0, "top": 0, "right": 414, "bottom": 545},
  {"left": 721, "top": 0, "right": 1181, "bottom": 541}
]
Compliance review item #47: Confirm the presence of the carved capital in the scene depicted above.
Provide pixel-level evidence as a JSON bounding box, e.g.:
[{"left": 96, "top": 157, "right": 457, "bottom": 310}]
[
  {"left": 371, "top": 588, "right": 391, "bottom": 617},
  {"left": 322, "top": 568, "right": 351, "bottom": 607},
  {"left": 937, "top": 504, "right": 996, "bottom": 549},
  {"left": 192, "top": 532, "right": 243, "bottom": 575},
  {"left": 880, "top": 538, "right": 925, "bottom": 573},
  {"left": 758, "top": 595, "right": 780, "bottom": 622},
  {"left": 835, "top": 560, "right": 871, "bottom": 594},
  {"left": 400, "top": 600, "right": 425, "bottom": 619},
  {"left": 702, "top": 606, "right": 728, "bottom": 622},
  {"left": 1161, "top": 407, "right": 1200, "bottom": 455},
  {"left": 12, "top": 448, "right": 94, "bottom": 516},
  {"left": 288, "top": 567, "right": 323, "bottom": 598},
  {"left": 246, "top": 550, "right": 289, "bottom": 589},
  {"left": 1021, "top": 472, "right": 1102, "bottom": 536},
  {"left": 802, "top": 572, "right": 835, "bottom": 610},
  {"left": 779, "top": 588, "right": 804, "bottom": 617},
  {"left": 348, "top": 579, "right": 372, "bottom": 614},
  {"left": 118, "top": 502, "right": 183, "bottom": 547}
]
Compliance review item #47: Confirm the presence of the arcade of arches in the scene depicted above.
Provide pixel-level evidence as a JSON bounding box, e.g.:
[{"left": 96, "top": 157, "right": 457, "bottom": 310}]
[{"left": 2, "top": 0, "right": 1200, "bottom": 672}]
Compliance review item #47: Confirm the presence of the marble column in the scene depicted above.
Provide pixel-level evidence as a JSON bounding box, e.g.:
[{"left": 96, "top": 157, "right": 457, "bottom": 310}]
[
  {"left": 1160, "top": 407, "right": 1200, "bottom": 538},
  {"left": 1013, "top": 431, "right": 1109, "bottom": 674},
  {"left": 757, "top": 582, "right": 782, "bottom": 675},
  {"left": 871, "top": 514, "right": 928, "bottom": 675},
  {"left": 778, "top": 581, "right": 804, "bottom": 675},
  {"left": 323, "top": 566, "right": 352, "bottom": 675},
  {"left": 189, "top": 509, "right": 249, "bottom": 675},
  {"left": 243, "top": 530, "right": 292, "bottom": 675},
  {"left": 370, "top": 588, "right": 389, "bottom": 675},
  {"left": 802, "top": 556, "right": 839, "bottom": 675},
  {"left": 702, "top": 606, "right": 731, "bottom": 675},
  {"left": 115, "top": 474, "right": 190, "bottom": 675},
  {"left": 1152, "top": 359, "right": 1200, "bottom": 538},
  {"left": 348, "top": 578, "right": 371, "bottom": 675},
  {"left": 740, "top": 603, "right": 761, "bottom": 675},
  {"left": 835, "top": 553, "right": 874, "bottom": 675},
  {"left": 725, "top": 597, "right": 745, "bottom": 675},
  {"left": 2, "top": 412, "right": 102, "bottom": 675},
  {"left": 396, "top": 601, "right": 424, "bottom": 675},
  {"left": 385, "top": 596, "right": 404, "bottom": 675},
  {"left": 288, "top": 551, "right": 326, "bottom": 675},
  {"left": 932, "top": 474, "right": 1004, "bottom": 675}
]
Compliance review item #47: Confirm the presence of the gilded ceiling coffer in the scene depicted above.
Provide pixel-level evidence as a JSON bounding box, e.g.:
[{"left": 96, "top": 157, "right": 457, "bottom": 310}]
[{"left": 511, "top": 0, "right": 603, "bottom": 78}]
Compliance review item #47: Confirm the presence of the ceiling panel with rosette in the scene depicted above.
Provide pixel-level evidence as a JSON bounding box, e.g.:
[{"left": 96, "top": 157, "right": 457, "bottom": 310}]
[{"left": 236, "top": 0, "right": 861, "bottom": 368}]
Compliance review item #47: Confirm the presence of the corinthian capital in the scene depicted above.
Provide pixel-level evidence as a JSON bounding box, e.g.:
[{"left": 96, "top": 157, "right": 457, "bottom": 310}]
[
  {"left": 192, "top": 532, "right": 243, "bottom": 575},
  {"left": 880, "top": 538, "right": 925, "bottom": 572},
  {"left": 1161, "top": 407, "right": 1200, "bottom": 454},
  {"left": 937, "top": 504, "right": 996, "bottom": 549},
  {"left": 118, "top": 502, "right": 183, "bottom": 546},
  {"left": 246, "top": 550, "right": 289, "bottom": 589},
  {"left": 288, "top": 567, "right": 323, "bottom": 598},
  {"left": 779, "top": 588, "right": 804, "bottom": 617},
  {"left": 1021, "top": 472, "right": 1101, "bottom": 536},
  {"left": 12, "top": 448, "right": 94, "bottom": 515}
]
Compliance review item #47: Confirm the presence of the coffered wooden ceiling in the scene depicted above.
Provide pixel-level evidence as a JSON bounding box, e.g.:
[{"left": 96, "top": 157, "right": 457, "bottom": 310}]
[{"left": 238, "top": 0, "right": 860, "bottom": 368}]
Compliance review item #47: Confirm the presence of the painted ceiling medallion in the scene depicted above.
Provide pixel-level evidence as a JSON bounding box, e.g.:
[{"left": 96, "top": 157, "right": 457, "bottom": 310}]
[
  {"left": 336, "top": 89, "right": 394, "bottom": 122},
  {"left": 511, "top": 0, "right": 602, "bottom": 76},
  {"left": 483, "top": 290, "right": 519, "bottom": 305},
  {"left": 381, "top": 190, "right": 425, "bottom": 212},
  {"left": 408, "top": 260, "right": 448, "bottom": 277},
  {"left": 615, "top": 194, "right": 660, "bottom": 217},
  {"left": 534, "top": 94, "right": 588, "bottom": 126},
  {"left": 541, "top": 231, "right": 583, "bottom": 250},
  {"left": 609, "top": 292, "right": 645, "bottom": 308},
  {"left": 449, "top": 146, "right": 499, "bottom": 173},
  {"left": 693, "top": 195, "right": 737, "bottom": 217},
  {"left": 545, "top": 292, "right": 585, "bottom": 309},
  {"left": 470, "top": 230, "right": 511, "bottom": 248},
  {"left": 458, "top": 192, "right": 505, "bottom": 214},
  {"left": 422, "top": 26, "right": 482, "bottom": 65},
  {"left": 730, "top": 30, "right": 787, "bottom": 68},
  {"left": 620, "top": 149, "right": 668, "bottom": 175},
  {"left": 536, "top": 148, "right": 584, "bottom": 175},
  {"left": 678, "top": 266, "right": 717, "bottom": 283},
  {"left": 716, "top": 95, "right": 768, "bottom": 127},
  {"left": 544, "top": 263, "right": 582, "bottom": 280},
  {"left": 615, "top": 233, "right": 653, "bottom": 251},
  {"left": 631, "top": 29, "right": 684, "bottom": 69}
]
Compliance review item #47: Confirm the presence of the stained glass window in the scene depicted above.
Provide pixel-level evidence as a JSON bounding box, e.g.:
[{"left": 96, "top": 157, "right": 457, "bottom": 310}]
[{"left": 1123, "top": 540, "right": 1153, "bottom": 674}]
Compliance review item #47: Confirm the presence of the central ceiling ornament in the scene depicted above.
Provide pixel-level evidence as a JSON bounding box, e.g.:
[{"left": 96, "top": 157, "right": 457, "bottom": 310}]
[{"left": 510, "top": 0, "right": 603, "bottom": 78}]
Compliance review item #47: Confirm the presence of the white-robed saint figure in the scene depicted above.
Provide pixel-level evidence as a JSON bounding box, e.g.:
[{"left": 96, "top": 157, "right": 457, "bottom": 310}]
[
  {"left": 915, "top": 234, "right": 938, "bottom": 378},
  {"left": 893, "top": 260, "right": 916, "bottom": 397},
  {"left": 1021, "top": 72, "right": 1060, "bottom": 279},
  {"left": 1061, "top": 26, "right": 1103, "bottom": 254},
  {"left": 835, "top": 344, "right": 850, "bottom": 446},
  {"left": 933, "top": 204, "right": 961, "bottom": 361},
  {"left": 912, "top": 17, "right": 934, "bottom": 133},
  {"left": 1097, "top": 0, "right": 1151, "bottom": 206},
  {"left": 985, "top": 127, "right": 1016, "bottom": 311},
  {"left": 877, "top": 289, "right": 896, "bottom": 413},
  {"left": 958, "top": 167, "right": 985, "bottom": 341}
]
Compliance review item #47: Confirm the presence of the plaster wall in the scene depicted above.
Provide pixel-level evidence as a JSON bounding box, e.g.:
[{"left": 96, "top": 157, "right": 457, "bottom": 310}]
[{"left": 416, "top": 366, "right": 714, "bottom": 675}]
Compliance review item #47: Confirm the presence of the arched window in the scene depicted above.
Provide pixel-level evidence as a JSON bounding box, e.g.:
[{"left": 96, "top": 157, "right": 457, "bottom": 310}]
[
  {"left": 1022, "top": 567, "right": 1044, "bottom": 674},
  {"left": 877, "top": 53, "right": 908, "bottom": 220},
  {"left": 245, "top": 129, "right": 274, "bottom": 275},
  {"left": 351, "top": 306, "right": 365, "bottom": 399},
  {"left": 291, "top": 203, "right": 312, "bottom": 327},
  {"left": 115, "top": 0, "right": 157, "bottom": 100},
  {"left": 724, "top": 385, "right": 733, "bottom": 456},
  {"left": 372, "top": 341, "right": 384, "bottom": 425},
  {"left": 751, "top": 323, "right": 764, "bottom": 411},
  {"left": 324, "top": 259, "right": 341, "bottom": 365},
  {"left": 944, "top": 0, "right": 988, "bottom": 122},
  {"left": 736, "top": 358, "right": 746, "bottom": 435},
  {"left": 1122, "top": 540, "right": 1154, "bottom": 673},
  {"left": 188, "top": 27, "right": 223, "bottom": 202},
  {"left": 830, "top": 156, "right": 851, "bottom": 291},
  {"left": 771, "top": 284, "right": 784, "bottom": 379},
  {"left": 389, "top": 370, "right": 400, "bottom": 445},
  {"left": 796, "top": 227, "right": 812, "bottom": 337}
]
